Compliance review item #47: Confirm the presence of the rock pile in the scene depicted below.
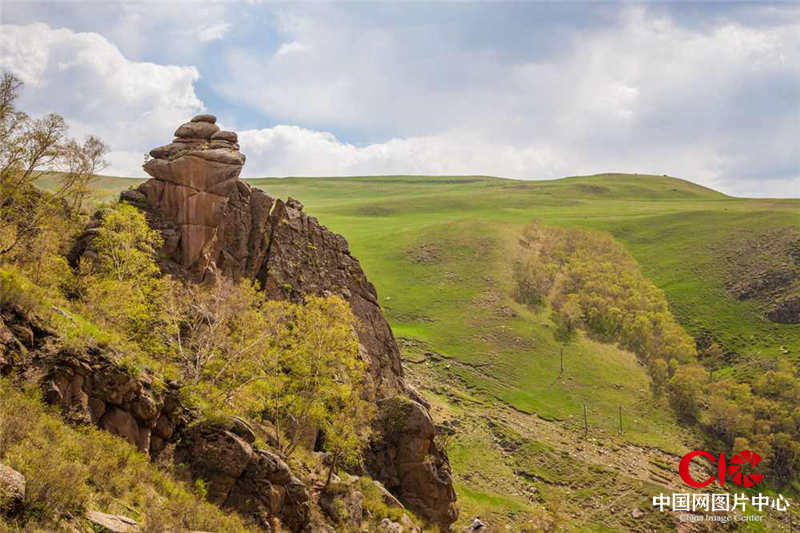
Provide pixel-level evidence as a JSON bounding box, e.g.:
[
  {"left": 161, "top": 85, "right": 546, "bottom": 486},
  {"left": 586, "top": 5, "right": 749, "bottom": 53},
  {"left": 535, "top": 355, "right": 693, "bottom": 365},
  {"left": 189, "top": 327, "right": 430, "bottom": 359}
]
[
  {"left": 135, "top": 114, "right": 246, "bottom": 269},
  {"left": 176, "top": 421, "right": 310, "bottom": 531}
]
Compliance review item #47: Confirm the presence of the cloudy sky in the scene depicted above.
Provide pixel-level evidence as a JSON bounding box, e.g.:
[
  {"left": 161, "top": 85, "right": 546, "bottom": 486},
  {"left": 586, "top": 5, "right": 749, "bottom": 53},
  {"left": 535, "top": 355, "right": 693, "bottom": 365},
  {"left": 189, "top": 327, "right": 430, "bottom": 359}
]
[{"left": 0, "top": 2, "right": 798, "bottom": 197}]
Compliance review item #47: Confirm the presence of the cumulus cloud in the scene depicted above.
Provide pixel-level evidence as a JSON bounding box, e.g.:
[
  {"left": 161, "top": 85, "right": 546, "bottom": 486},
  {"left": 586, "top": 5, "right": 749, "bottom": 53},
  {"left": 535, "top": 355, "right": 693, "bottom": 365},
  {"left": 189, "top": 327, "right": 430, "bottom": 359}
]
[
  {"left": 0, "top": 22, "right": 204, "bottom": 176},
  {"left": 1, "top": 4, "right": 799, "bottom": 196},
  {"left": 218, "top": 4, "right": 800, "bottom": 196}
]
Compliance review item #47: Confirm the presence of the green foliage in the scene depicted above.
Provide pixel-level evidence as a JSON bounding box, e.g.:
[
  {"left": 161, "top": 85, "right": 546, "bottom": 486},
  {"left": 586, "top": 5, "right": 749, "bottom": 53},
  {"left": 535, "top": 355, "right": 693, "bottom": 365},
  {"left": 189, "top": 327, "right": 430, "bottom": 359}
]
[
  {"left": 513, "top": 221, "right": 697, "bottom": 367},
  {"left": 0, "top": 72, "right": 107, "bottom": 258},
  {"left": 83, "top": 203, "right": 163, "bottom": 282},
  {"left": 76, "top": 203, "right": 169, "bottom": 356}
]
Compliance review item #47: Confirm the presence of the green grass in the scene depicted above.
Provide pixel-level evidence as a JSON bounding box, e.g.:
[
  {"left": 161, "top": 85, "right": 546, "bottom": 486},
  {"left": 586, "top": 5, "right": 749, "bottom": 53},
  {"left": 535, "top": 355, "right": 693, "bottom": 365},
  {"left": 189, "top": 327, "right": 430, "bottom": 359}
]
[{"left": 62, "top": 171, "right": 800, "bottom": 531}]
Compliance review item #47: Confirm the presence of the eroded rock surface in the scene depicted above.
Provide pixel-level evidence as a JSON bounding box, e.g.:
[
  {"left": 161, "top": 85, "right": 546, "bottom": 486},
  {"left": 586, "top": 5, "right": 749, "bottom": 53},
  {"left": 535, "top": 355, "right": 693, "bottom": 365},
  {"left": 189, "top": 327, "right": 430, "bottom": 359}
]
[
  {"left": 71, "top": 114, "right": 457, "bottom": 530},
  {"left": 176, "top": 422, "right": 310, "bottom": 532},
  {"left": 366, "top": 397, "right": 458, "bottom": 530}
]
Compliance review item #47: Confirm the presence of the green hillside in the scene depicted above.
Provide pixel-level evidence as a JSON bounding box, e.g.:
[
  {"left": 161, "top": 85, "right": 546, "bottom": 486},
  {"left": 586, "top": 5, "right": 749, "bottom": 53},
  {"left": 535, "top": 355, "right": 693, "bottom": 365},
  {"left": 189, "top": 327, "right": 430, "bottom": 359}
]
[{"left": 47, "top": 172, "right": 800, "bottom": 530}]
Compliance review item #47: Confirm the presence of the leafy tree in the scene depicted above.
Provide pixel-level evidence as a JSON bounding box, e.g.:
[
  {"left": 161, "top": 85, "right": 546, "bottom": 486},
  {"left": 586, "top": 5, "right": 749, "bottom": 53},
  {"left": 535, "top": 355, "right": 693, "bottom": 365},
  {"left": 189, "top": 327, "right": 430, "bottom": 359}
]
[
  {"left": 78, "top": 204, "right": 167, "bottom": 352},
  {"left": 0, "top": 72, "right": 107, "bottom": 256},
  {"left": 264, "top": 296, "right": 372, "bottom": 457},
  {"left": 667, "top": 364, "right": 708, "bottom": 421}
]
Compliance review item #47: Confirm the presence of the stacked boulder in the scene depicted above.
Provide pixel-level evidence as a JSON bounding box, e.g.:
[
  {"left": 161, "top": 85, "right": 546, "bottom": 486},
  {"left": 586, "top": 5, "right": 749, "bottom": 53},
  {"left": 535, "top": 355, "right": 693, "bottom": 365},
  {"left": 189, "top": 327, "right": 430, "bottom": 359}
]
[{"left": 137, "top": 115, "right": 247, "bottom": 270}]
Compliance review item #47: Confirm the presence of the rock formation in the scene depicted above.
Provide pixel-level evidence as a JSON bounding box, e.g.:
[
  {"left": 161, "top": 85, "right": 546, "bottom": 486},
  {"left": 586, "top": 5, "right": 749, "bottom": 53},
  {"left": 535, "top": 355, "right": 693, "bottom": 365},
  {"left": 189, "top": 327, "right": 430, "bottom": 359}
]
[
  {"left": 71, "top": 114, "right": 458, "bottom": 530},
  {"left": 0, "top": 300, "right": 312, "bottom": 532},
  {"left": 176, "top": 421, "right": 310, "bottom": 531}
]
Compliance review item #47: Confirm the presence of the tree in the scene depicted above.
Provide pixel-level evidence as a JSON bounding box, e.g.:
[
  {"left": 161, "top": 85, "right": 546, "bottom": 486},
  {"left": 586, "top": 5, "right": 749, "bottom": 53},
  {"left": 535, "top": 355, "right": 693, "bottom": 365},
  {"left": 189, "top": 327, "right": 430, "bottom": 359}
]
[
  {"left": 322, "top": 383, "right": 375, "bottom": 488},
  {"left": 0, "top": 71, "right": 107, "bottom": 256},
  {"left": 269, "top": 296, "right": 371, "bottom": 456},
  {"left": 83, "top": 204, "right": 163, "bottom": 282},
  {"left": 78, "top": 204, "right": 167, "bottom": 351},
  {"left": 667, "top": 364, "right": 709, "bottom": 421},
  {"left": 164, "top": 278, "right": 281, "bottom": 410}
]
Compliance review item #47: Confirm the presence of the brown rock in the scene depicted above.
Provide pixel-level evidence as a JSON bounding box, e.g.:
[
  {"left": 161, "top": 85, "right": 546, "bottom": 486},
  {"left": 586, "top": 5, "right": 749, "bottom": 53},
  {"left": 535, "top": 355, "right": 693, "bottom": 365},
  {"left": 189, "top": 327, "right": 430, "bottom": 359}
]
[
  {"left": 211, "top": 130, "right": 238, "bottom": 143},
  {"left": 191, "top": 114, "right": 217, "bottom": 124},
  {"left": 174, "top": 121, "right": 220, "bottom": 139},
  {"left": 0, "top": 463, "right": 25, "bottom": 517},
  {"left": 366, "top": 397, "right": 458, "bottom": 530},
  {"left": 99, "top": 407, "right": 143, "bottom": 451},
  {"left": 86, "top": 511, "right": 139, "bottom": 532},
  {"left": 177, "top": 423, "right": 310, "bottom": 531},
  {"left": 131, "top": 393, "right": 158, "bottom": 421}
]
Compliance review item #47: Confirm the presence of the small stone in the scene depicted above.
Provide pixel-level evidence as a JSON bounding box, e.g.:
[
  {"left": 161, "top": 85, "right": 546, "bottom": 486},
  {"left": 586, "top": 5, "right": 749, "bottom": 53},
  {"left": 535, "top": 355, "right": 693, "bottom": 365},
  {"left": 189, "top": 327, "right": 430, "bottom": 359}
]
[
  {"left": 211, "top": 130, "right": 238, "bottom": 143},
  {"left": 86, "top": 511, "right": 138, "bottom": 532},
  {"left": 190, "top": 114, "right": 217, "bottom": 124}
]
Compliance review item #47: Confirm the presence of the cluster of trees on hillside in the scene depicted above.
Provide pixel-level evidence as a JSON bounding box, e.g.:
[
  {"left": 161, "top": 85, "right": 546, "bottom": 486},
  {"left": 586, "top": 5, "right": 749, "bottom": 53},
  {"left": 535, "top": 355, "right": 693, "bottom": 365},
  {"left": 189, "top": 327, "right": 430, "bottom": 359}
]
[
  {"left": 0, "top": 72, "right": 375, "bottom": 492},
  {"left": 513, "top": 221, "right": 800, "bottom": 484}
]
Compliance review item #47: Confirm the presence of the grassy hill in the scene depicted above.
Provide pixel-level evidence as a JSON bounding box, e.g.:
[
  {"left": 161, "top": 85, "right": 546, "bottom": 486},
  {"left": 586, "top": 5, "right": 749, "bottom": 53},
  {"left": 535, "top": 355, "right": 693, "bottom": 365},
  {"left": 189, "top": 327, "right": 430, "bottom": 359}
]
[{"left": 53, "top": 172, "right": 800, "bottom": 530}]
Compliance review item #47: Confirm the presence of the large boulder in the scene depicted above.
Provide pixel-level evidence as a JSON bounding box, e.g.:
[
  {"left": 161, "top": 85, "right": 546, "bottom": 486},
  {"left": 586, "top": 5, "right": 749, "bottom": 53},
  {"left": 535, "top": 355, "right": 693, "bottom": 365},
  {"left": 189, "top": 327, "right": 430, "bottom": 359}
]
[
  {"left": 366, "top": 397, "right": 458, "bottom": 530},
  {"left": 0, "top": 463, "right": 25, "bottom": 517},
  {"left": 176, "top": 422, "right": 310, "bottom": 531}
]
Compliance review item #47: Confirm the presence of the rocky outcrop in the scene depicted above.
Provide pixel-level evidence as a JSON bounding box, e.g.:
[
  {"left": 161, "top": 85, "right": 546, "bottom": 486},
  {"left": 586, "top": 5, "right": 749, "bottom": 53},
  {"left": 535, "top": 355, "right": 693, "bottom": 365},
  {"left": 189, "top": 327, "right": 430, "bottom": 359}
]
[
  {"left": 366, "top": 397, "right": 458, "bottom": 530},
  {"left": 43, "top": 348, "right": 186, "bottom": 457},
  {"left": 176, "top": 421, "right": 310, "bottom": 532},
  {"left": 0, "top": 463, "right": 25, "bottom": 517},
  {"left": 0, "top": 301, "right": 312, "bottom": 531},
  {"left": 0, "top": 302, "right": 186, "bottom": 457},
  {"left": 70, "top": 114, "right": 457, "bottom": 529}
]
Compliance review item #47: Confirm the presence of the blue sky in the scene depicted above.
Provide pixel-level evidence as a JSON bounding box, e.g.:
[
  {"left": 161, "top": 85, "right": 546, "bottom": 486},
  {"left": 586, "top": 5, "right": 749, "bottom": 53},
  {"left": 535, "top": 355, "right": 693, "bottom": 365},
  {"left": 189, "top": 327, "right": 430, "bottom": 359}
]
[{"left": 1, "top": 1, "right": 798, "bottom": 197}]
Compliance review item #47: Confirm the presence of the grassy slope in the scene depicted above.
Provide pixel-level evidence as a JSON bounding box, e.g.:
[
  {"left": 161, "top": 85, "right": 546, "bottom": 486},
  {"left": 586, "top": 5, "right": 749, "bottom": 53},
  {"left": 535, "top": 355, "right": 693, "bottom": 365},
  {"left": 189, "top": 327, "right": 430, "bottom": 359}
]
[{"left": 68, "top": 172, "right": 800, "bottom": 530}]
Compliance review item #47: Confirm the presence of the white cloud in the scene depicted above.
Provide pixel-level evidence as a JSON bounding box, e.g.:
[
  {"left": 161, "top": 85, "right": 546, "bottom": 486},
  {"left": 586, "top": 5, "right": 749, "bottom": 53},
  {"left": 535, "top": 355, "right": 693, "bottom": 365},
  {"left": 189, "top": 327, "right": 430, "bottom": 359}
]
[
  {"left": 0, "top": 23, "right": 204, "bottom": 176},
  {"left": 197, "top": 22, "right": 230, "bottom": 43},
  {"left": 217, "top": 4, "right": 800, "bottom": 195},
  {"left": 1, "top": 5, "right": 799, "bottom": 196},
  {"left": 238, "top": 125, "right": 564, "bottom": 179}
]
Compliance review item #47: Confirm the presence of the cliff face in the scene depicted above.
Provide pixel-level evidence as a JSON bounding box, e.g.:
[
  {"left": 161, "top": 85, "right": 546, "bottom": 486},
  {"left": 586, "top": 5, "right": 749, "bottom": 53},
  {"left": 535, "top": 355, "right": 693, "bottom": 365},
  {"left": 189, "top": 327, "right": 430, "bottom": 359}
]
[{"left": 108, "top": 115, "right": 456, "bottom": 529}]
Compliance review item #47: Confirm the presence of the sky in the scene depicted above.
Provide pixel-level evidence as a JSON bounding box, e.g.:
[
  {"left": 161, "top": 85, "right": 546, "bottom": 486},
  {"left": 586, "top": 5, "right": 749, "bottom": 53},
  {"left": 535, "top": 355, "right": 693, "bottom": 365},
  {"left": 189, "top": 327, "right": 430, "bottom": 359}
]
[{"left": 0, "top": 1, "right": 798, "bottom": 197}]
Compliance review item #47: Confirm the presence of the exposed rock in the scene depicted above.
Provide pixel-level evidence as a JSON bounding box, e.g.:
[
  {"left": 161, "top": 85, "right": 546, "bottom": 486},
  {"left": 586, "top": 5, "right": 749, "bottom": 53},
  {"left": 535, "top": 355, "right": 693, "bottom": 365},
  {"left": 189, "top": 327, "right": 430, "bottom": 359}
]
[
  {"left": 0, "top": 304, "right": 188, "bottom": 457},
  {"left": 69, "top": 116, "right": 458, "bottom": 530},
  {"left": 319, "top": 487, "right": 363, "bottom": 529},
  {"left": 176, "top": 422, "right": 310, "bottom": 531},
  {"left": 230, "top": 416, "right": 257, "bottom": 444},
  {"left": 191, "top": 114, "right": 217, "bottom": 124},
  {"left": 211, "top": 130, "right": 238, "bottom": 143},
  {"left": 175, "top": 121, "right": 220, "bottom": 139},
  {"left": 366, "top": 396, "right": 458, "bottom": 531},
  {"left": 767, "top": 295, "right": 800, "bottom": 324},
  {"left": 0, "top": 463, "right": 25, "bottom": 517},
  {"left": 86, "top": 511, "right": 139, "bottom": 532}
]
